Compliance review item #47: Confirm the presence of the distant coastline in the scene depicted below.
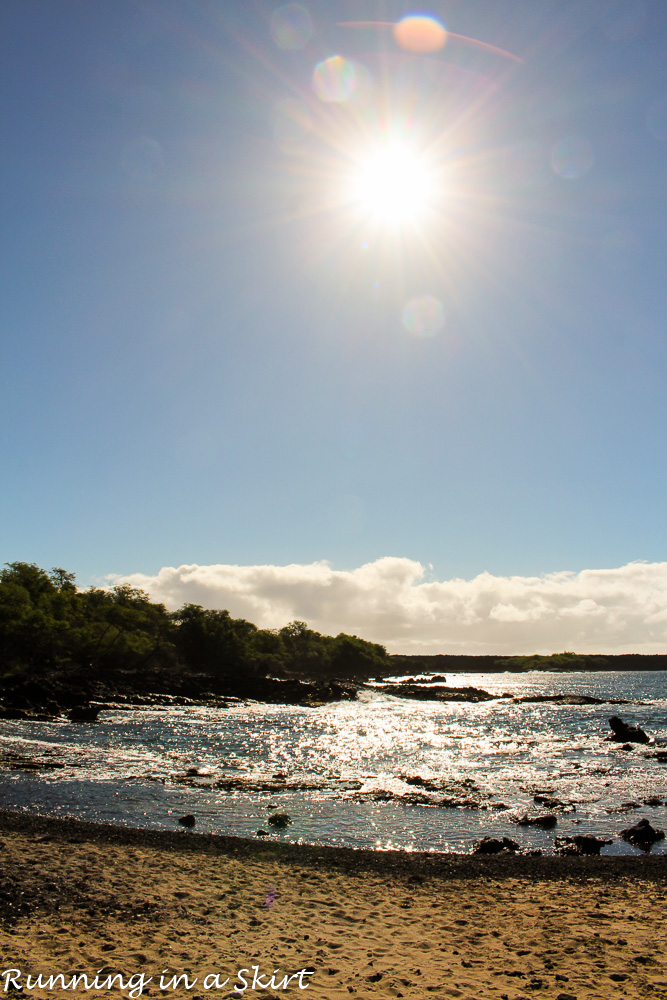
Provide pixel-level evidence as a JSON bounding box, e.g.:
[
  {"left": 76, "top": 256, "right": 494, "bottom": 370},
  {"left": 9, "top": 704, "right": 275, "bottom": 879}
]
[{"left": 390, "top": 652, "right": 667, "bottom": 673}]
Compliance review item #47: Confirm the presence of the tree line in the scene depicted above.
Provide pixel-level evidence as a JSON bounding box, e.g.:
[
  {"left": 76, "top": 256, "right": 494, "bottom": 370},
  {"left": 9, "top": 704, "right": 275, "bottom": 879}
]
[{"left": 0, "top": 562, "right": 390, "bottom": 702}]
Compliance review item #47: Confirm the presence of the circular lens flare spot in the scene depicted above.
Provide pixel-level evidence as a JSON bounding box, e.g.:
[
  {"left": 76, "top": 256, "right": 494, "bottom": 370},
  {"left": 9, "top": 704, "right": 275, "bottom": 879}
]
[
  {"left": 312, "top": 56, "right": 357, "bottom": 102},
  {"left": 351, "top": 143, "right": 434, "bottom": 223},
  {"left": 393, "top": 15, "right": 447, "bottom": 53},
  {"left": 271, "top": 4, "right": 313, "bottom": 50},
  {"left": 551, "top": 135, "right": 594, "bottom": 179},
  {"left": 402, "top": 295, "right": 445, "bottom": 337}
]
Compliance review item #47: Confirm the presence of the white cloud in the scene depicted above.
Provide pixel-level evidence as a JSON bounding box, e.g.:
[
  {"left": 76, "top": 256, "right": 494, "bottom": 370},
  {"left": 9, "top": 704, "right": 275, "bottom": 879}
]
[{"left": 108, "top": 558, "right": 667, "bottom": 655}]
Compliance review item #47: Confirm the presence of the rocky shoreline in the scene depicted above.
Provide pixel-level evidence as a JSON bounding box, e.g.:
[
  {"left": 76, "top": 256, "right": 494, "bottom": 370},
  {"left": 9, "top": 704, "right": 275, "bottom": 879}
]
[
  {"left": 0, "top": 677, "right": 364, "bottom": 721},
  {"left": 1, "top": 809, "right": 665, "bottom": 889},
  {"left": 0, "top": 673, "right": 651, "bottom": 723}
]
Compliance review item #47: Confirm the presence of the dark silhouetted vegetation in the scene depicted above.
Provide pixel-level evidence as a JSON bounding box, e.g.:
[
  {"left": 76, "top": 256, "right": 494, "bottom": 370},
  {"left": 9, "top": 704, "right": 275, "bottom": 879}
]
[
  {"left": 0, "top": 562, "right": 389, "bottom": 714},
  {"left": 391, "top": 651, "right": 667, "bottom": 674},
  {"left": 494, "top": 652, "right": 611, "bottom": 671}
]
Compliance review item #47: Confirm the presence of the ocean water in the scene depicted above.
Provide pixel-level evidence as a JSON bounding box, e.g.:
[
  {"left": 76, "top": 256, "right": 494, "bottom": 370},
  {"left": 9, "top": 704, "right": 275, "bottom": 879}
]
[{"left": 0, "top": 672, "right": 665, "bottom": 856}]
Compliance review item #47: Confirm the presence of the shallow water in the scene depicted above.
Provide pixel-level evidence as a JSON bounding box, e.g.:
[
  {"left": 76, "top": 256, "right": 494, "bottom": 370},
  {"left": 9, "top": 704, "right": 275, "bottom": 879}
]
[{"left": 0, "top": 672, "right": 665, "bottom": 855}]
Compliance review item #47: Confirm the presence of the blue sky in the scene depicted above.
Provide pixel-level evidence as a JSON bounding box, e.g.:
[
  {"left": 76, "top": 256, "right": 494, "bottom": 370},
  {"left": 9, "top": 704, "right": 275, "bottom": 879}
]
[{"left": 2, "top": 1, "right": 667, "bottom": 650}]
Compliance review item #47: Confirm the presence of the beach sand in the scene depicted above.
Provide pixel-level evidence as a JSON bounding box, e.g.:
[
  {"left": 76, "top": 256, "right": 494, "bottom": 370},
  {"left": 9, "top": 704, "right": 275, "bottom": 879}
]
[{"left": 1, "top": 810, "right": 666, "bottom": 999}]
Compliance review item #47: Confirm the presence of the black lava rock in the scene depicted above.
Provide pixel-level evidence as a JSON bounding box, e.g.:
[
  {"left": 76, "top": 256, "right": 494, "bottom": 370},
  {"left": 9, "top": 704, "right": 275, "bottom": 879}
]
[
  {"left": 514, "top": 814, "right": 558, "bottom": 829},
  {"left": 267, "top": 812, "right": 291, "bottom": 828},
  {"left": 67, "top": 704, "right": 101, "bottom": 722},
  {"left": 608, "top": 716, "right": 649, "bottom": 744},
  {"left": 472, "top": 836, "right": 520, "bottom": 854},
  {"left": 620, "top": 818, "right": 664, "bottom": 850},
  {"left": 554, "top": 835, "right": 612, "bottom": 855}
]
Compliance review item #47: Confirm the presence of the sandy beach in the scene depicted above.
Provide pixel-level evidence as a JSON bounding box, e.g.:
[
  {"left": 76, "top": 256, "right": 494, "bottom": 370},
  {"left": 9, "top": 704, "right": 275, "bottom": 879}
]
[{"left": 0, "top": 811, "right": 666, "bottom": 1000}]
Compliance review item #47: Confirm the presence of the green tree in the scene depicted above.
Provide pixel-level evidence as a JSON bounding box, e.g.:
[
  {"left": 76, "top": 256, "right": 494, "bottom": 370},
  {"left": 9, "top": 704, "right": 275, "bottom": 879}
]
[
  {"left": 172, "top": 604, "right": 255, "bottom": 684},
  {"left": 49, "top": 567, "right": 76, "bottom": 592},
  {"left": 1, "top": 561, "right": 55, "bottom": 600},
  {"left": 328, "top": 633, "right": 389, "bottom": 678},
  {"left": 0, "top": 562, "right": 68, "bottom": 672},
  {"left": 279, "top": 621, "right": 327, "bottom": 675}
]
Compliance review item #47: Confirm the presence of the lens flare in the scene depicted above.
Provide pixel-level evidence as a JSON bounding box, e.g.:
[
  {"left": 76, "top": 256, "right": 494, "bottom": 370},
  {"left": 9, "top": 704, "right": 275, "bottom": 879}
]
[
  {"left": 265, "top": 888, "right": 277, "bottom": 908},
  {"left": 271, "top": 4, "right": 313, "bottom": 50},
  {"left": 402, "top": 295, "right": 445, "bottom": 337},
  {"left": 351, "top": 143, "right": 434, "bottom": 224},
  {"left": 312, "top": 56, "right": 357, "bottom": 102},
  {"left": 551, "top": 135, "right": 594, "bottom": 179},
  {"left": 393, "top": 15, "right": 447, "bottom": 53},
  {"left": 337, "top": 21, "right": 521, "bottom": 62}
]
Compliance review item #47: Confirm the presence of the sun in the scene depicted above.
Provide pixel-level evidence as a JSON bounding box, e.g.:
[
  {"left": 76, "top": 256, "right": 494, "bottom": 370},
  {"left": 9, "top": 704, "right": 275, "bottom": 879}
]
[{"left": 349, "top": 142, "right": 435, "bottom": 225}]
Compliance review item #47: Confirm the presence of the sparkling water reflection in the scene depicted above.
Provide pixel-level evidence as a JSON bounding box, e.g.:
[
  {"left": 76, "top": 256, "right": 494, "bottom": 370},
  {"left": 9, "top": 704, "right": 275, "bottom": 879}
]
[{"left": 0, "top": 672, "right": 665, "bottom": 855}]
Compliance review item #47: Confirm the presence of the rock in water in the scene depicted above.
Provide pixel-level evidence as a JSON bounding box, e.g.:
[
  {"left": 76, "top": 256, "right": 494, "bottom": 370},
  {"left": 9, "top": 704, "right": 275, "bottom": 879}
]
[
  {"left": 67, "top": 704, "right": 101, "bottom": 722},
  {"left": 472, "top": 836, "right": 520, "bottom": 854},
  {"left": 554, "top": 834, "right": 612, "bottom": 855},
  {"left": 608, "top": 716, "right": 649, "bottom": 744},
  {"left": 620, "top": 818, "right": 664, "bottom": 850},
  {"left": 267, "top": 812, "right": 291, "bottom": 828},
  {"left": 514, "top": 813, "right": 558, "bottom": 829},
  {"left": 178, "top": 814, "right": 196, "bottom": 828}
]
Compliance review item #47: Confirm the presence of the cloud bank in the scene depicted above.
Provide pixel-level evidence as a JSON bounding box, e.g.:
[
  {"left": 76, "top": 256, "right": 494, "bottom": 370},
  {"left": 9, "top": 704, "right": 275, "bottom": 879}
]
[{"left": 108, "top": 558, "right": 667, "bottom": 655}]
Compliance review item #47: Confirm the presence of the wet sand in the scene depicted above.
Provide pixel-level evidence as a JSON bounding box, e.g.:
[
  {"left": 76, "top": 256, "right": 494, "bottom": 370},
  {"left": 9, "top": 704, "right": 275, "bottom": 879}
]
[{"left": 1, "top": 809, "right": 666, "bottom": 999}]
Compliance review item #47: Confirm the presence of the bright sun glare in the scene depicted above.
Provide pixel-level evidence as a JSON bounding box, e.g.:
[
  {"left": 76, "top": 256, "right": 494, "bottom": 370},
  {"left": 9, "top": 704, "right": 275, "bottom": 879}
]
[{"left": 350, "top": 143, "right": 435, "bottom": 224}]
